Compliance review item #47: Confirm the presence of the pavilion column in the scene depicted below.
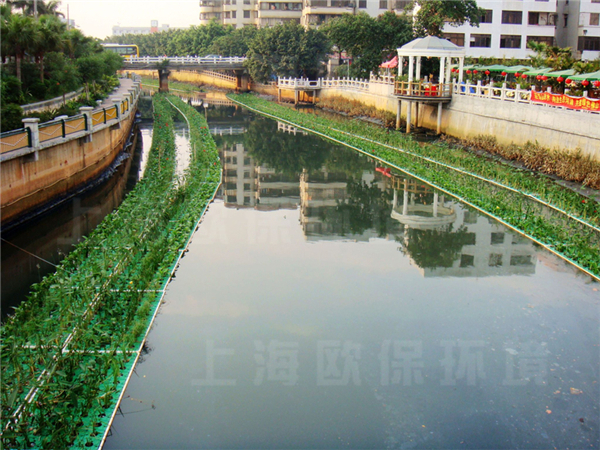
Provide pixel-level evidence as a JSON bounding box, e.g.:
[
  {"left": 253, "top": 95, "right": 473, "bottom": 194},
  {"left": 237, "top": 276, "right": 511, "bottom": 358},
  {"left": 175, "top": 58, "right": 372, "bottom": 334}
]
[
  {"left": 445, "top": 57, "right": 452, "bottom": 85},
  {"left": 437, "top": 102, "right": 443, "bottom": 134},
  {"left": 396, "top": 99, "right": 402, "bottom": 130},
  {"left": 416, "top": 57, "right": 421, "bottom": 80},
  {"left": 408, "top": 56, "right": 414, "bottom": 82},
  {"left": 458, "top": 57, "right": 464, "bottom": 83},
  {"left": 398, "top": 56, "right": 404, "bottom": 77},
  {"left": 406, "top": 101, "right": 412, "bottom": 133},
  {"left": 439, "top": 56, "right": 446, "bottom": 85}
]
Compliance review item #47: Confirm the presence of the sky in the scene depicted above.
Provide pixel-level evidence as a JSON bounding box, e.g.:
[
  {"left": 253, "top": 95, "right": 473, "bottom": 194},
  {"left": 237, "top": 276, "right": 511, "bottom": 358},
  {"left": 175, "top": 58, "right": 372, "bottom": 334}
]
[{"left": 57, "top": 0, "right": 200, "bottom": 39}]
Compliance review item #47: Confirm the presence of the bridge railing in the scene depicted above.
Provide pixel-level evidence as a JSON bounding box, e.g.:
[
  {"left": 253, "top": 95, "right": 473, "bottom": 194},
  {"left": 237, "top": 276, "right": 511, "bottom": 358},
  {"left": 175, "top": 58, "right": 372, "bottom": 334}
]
[
  {"left": 0, "top": 76, "right": 142, "bottom": 160},
  {"left": 127, "top": 56, "right": 246, "bottom": 65}
]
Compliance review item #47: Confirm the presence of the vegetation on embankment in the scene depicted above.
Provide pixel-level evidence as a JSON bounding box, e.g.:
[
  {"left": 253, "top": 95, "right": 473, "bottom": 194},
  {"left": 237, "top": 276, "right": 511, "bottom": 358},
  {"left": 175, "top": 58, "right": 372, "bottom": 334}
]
[
  {"left": 444, "top": 134, "right": 600, "bottom": 191},
  {"left": 229, "top": 92, "right": 600, "bottom": 279},
  {"left": 0, "top": 94, "right": 221, "bottom": 449},
  {"left": 316, "top": 96, "right": 397, "bottom": 129},
  {"left": 316, "top": 95, "right": 600, "bottom": 191},
  {"left": 1, "top": 3, "right": 124, "bottom": 132}
]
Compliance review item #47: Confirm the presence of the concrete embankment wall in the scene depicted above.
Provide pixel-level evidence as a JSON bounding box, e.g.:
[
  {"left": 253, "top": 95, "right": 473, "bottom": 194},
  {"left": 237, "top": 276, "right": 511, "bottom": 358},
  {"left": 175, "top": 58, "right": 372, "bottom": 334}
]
[
  {"left": 312, "top": 84, "right": 600, "bottom": 161},
  {"left": 1, "top": 80, "right": 140, "bottom": 226},
  {"left": 1, "top": 113, "right": 137, "bottom": 225}
]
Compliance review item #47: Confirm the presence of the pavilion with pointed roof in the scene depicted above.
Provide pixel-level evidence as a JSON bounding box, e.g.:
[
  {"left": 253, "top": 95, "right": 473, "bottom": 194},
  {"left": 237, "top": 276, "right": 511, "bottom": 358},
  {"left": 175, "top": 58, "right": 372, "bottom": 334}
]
[{"left": 394, "top": 36, "right": 465, "bottom": 133}]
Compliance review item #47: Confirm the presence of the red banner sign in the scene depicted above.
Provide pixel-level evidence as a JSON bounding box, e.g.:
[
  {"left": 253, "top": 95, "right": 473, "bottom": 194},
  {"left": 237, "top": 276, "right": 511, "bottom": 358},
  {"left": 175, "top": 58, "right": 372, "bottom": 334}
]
[{"left": 530, "top": 90, "right": 600, "bottom": 112}]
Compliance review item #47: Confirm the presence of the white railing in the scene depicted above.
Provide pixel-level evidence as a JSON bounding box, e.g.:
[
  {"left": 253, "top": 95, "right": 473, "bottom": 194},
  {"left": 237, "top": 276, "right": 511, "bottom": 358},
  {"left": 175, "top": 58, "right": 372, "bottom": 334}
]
[
  {"left": 452, "top": 80, "right": 532, "bottom": 103},
  {"left": 209, "top": 126, "right": 246, "bottom": 135},
  {"left": 197, "top": 70, "right": 237, "bottom": 83},
  {"left": 369, "top": 73, "right": 395, "bottom": 85},
  {"left": 127, "top": 56, "right": 246, "bottom": 65},
  {"left": 452, "top": 80, "right": 600, "bottom": 113},
  {"left": 321, "top": 77, "right": 370, "bottom": 91},
  {"left": 277, "top": 76, "right": 371, "bottom": 91},
  {"left": 278, "top": 77, "right": 323, "bottom": 89}
]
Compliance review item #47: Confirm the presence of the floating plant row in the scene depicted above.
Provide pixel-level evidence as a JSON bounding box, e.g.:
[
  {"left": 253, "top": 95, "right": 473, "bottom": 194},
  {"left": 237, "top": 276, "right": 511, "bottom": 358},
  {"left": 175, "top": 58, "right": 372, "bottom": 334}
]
[
  {"left": 0, "top": 94, "right": 221, "bottom": 449},
  {"left": 229, "top": 93, "right": 600, "bottom": 279}
]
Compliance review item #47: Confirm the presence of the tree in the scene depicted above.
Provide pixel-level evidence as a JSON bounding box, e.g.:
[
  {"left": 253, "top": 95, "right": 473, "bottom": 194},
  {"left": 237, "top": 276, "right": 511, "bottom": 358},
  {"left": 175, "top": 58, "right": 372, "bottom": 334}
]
[
  {"left": 210, "top": 25, "right": 257, "bottom": 56},
  {"left": 34, "top": 14, "right": 66, "bottom": 81},
  {"left": 245, "top": 21, "right": 330, "bottom": 82},
  {"left": 6, "top": 0, "right": 64, "bottom": 17},
  {"left": 2, "top": 13, "right": 41, "bottom": 82},
  {"left": 323, "top": 12, "right": 413, "bottom": 78},
  {"left": 527, "top": 41, "right": 575, "bottom": 70},
  {"left": 411, "top": 0, "right": 482, "bottom": 37}
]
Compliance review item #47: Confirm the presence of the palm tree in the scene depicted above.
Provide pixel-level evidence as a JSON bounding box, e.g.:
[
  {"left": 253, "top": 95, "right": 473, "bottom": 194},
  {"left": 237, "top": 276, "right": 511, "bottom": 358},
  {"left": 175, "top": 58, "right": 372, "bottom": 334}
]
[
  {"left": 34, "top": 14, "right": 66, "bottom": 81},
  {"left": 3, "top": 12, "right": 41, "bottom": 82},
  {"left": 6, "top": 0, "right": 63, "bottom": 17}
]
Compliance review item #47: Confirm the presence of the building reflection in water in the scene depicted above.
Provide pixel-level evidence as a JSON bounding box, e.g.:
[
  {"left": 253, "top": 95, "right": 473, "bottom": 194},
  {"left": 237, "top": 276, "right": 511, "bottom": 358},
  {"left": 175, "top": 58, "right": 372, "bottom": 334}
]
[
  {"left": 212, "top": 114, "right": 536, "bottom": 278},
  {"left": 387, "top": 172, "right": 536, "bottom": 277}
]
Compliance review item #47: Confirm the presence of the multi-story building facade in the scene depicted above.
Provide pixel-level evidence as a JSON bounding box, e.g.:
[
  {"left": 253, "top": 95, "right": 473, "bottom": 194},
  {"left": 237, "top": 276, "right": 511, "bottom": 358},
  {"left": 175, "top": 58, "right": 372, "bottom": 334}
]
[
  {"left": 441, "top": 0, "right": 558, "bottom": 59},
  {"left": 198, "top": 0, "right": 597, "bottom": 59},
  {"left": 112, "top": 20, "right": 173, "bottom": 36}
]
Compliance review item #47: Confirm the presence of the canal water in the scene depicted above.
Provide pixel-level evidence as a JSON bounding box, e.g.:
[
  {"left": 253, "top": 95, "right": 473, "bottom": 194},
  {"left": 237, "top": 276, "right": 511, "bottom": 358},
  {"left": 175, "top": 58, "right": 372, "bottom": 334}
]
[
  {"left": 0, "top": 114, "right": 194, "bottom": 320},
  {"left": 104, "top": 106, "right": 599, "bottom": 449}
]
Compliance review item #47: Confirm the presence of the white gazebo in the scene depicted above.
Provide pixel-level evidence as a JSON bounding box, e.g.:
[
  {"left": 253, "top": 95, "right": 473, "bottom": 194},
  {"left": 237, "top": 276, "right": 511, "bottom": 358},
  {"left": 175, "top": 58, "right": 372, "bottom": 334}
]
[{"left": 394, "top": 36, "right": 465, "bottom": 133}]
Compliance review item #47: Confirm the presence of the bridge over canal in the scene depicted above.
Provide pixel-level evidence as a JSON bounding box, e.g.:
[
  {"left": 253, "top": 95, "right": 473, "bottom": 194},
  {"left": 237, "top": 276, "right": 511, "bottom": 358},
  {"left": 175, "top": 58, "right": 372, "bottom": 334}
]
[{"left": 122, "top": 56, "right": 250, "bottom": 92}]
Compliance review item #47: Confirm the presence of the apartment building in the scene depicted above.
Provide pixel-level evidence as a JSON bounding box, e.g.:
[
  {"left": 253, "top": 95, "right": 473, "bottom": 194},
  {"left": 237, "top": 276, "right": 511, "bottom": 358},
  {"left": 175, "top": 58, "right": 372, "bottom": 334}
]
[
  {"left": 199, "top": 0, "right": 410, "bottom": 28},
  {"left": 441, "top": 0, "right": 558, "bottom": 59},
  {"left": 441, "top": 0, "right": 599, "bottom": 59},
  {"left": 112, "top": 20, "right": 172, "bottom": 36},
  {"left": 198, "top": 0, "right": 598, "bottom": 59}
]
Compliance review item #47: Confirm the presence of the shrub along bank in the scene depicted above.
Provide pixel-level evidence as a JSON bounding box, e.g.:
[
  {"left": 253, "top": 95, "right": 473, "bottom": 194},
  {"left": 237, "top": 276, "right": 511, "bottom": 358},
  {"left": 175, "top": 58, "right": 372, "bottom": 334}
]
[
  {"left": 0, "top": 94, "right": 221, "bottom": 449},
  {"left": 229, "top": 93, "right": 600, "bottom": 279}
]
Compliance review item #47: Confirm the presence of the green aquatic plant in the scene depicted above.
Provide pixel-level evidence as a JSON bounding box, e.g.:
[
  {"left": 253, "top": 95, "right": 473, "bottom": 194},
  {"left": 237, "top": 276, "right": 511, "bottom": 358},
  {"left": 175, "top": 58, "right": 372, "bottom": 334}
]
[{"left": 1, "top": 94, "right": 221, "bottom": 449}]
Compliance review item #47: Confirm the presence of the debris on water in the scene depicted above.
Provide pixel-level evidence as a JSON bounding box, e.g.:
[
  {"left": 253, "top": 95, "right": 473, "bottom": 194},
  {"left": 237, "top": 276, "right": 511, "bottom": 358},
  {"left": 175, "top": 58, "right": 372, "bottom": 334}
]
[{"left": 570, "top": 387, "right": 583, "bottom": 395}]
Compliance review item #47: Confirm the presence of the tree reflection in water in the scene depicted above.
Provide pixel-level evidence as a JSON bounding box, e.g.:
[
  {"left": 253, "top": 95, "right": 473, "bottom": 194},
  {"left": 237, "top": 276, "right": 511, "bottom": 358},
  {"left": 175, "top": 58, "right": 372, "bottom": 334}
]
[{"left": 400, "top": 224, "right": 470, "bottom": 269}]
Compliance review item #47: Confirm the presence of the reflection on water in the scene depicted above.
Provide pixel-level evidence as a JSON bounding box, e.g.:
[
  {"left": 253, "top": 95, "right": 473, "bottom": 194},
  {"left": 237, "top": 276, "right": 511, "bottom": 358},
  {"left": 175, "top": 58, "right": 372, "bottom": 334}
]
[
  {"left": 1, "top": 128, "right": 144, "bottom": 318},
  {"left": 105, "top": 106, "right": 600, "bottom": 450}
]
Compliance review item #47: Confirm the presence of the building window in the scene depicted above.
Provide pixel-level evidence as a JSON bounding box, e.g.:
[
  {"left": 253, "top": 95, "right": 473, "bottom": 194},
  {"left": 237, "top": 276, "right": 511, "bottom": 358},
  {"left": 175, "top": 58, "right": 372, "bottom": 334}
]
[
  {"left": 480, "top": 9, "right": 492, "bottom": 23},
  {"left": 563, "top": 14, "right": 568, "bottom": 27},
  {"left": 460, "top": 254, "right": 475, "bottom": 267},
  {"left": 244, "top": 0, "right": 250, "bottom": 3},
  {"left": 443, "top": 32, "right": 465, "bottom": 47},
  {"left": 527, "top": 35, "right": 554, "bottom": 46},
  {"left": 244, "top": 9, "right": 250, "bottom": 17},
  {"left": 379, "top": 0, "right": 388, "bottom": 8},
  {"left": 232, "top": 10, "right": 236, "bottom": 18},
  {"left": 500, "top": 35, "right": 522, "bottom": 48},
  {"left": 591, "top": 13, "right": 599, "bottom": 26},
  {"left": 489, "top": 254, "right": 503, "bottom": 267},
  {"left": 224, "top": 11, "right": 230, "bottom": 18},
  {"left": 394, "top": 0, "right": 410, "bottom": 9},
  {"left": 470, "top": 34, "right": 492, "bottom": 48},
  {"left": 593, "top": 0, "right": 600, "bottom": 3},
  {"left": 528, "top": 12, "right": 555, "bottom": 25},
  {"left": 491, "top": 233, "right": 505, "bottom": 245},
  {"left": 579, "top": 36, "right": 600, "bottom": 51},
  {"left": 502, "top": 10, "right": 523, "bottom": 24},
  {"left": 359, "top": 0, "right": 366, "bottom": 6}
]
